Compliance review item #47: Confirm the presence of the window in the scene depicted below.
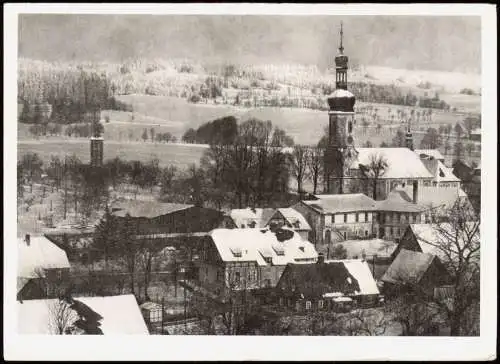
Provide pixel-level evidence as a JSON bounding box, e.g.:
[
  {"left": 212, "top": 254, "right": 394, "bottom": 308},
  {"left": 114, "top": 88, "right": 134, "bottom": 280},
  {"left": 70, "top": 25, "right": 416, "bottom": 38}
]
[
  {"left": 355, "top": 213, "right": 359, "bottom": 222},
  {"left": 306, "top": 301, "right": 312, "bottom": 310},
  {"left": 235, "top": 272, "right": 240, "bottom": 283},
  {"left": 365, "top": 212, "right": 369, "bottom": 222},
  {"left": 344, "top": 214, "right": 348, "bottom": 223},
  {"left": 318, "top": 300, "right": 324, "bottom": 309},
  {"left": 365, "top": 230, "right": 369, "bottom": 237},
  {"left": 343, "top": 231, "right": 347, "bottom": 239},
  {"left": 216, "top": 270, "right": 223, "bottom": 282}
]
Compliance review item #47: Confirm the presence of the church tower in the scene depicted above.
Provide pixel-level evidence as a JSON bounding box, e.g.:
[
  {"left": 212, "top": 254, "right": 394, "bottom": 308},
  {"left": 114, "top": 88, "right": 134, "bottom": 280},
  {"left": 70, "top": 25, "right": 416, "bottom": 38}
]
[
  {"left": 324, "top": 22, "right": 357, "bottom": 194},
  {"left": 405, "top": 116, "right": 414, "bottom": 151}
]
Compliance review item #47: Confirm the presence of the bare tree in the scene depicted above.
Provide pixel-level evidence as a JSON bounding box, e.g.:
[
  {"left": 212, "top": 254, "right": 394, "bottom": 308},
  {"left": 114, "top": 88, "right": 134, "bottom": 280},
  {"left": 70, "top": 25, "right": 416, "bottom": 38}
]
[
  {"left": 409, "top": 200, "right": 480, "bottom": 336},
  {"left": 291, "top": 145, "right": 310, "bottom": 195},
  {"left": 340, "top": 308, "right": 389, "bottom": 336},
  {"left": 47, "top": 298, "right": 77, "bottom": 335},
  {"left": 384, "top": 292, "right": 441, "bottom": 336},
  {"left": 359, "top": 153, "right": 389, "bottom": 200},
  {"left": 307, "top": 147, "right": 323, "bottom": 195}
]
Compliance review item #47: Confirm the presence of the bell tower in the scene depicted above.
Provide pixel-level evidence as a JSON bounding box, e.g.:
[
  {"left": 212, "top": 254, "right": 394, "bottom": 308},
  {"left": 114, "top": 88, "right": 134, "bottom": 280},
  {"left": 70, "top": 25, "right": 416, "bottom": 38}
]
[{"left": 324, "top": 22, "right": 357, "bottom": 194}]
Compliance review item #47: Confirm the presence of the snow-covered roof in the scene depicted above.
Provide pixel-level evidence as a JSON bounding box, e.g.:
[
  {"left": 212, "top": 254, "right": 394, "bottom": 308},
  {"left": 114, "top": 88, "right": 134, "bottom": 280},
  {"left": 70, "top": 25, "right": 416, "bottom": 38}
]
[
  {"left": 381, "top": 249, "right": 436, "bottom": 285},
  {"left": 209, "top": 228, "right": 318, "bottom": 267},
  {"left": 275, "top": 208, "right": 311, "bottom": 231},
  {"left": 303, "top": 194, "right": 377, "bottom": 214},
  {"left": 334, "top": 239, "right": 398, "bottom": 259},
  {"left": 421, "top": 158, "right": 460, "bottom": 183},
  {"left": 328, "top": 89, "right": 355, "bottom": 98},
  {"left": 111, "top": 200, "right": 193, "bottom": 218},
  {"left": 18, "top": 235, "right": 70, "bottom": 279},
  {"left": 376, "top": 189, "right": 428, "bottom": 213},
  {"left": 350, "top": 148, "right": 434, "bottom": 179},
  {"left": 415, "top": 149, "right": 445, "bottom": 161},
  {"left": 229, "top": 208, "right": 275, "bottom": 228},
  {"left": 409, "top": 223, "right": 480, "bottom": 264},
  {"left": 400, "top": 186, "right": 468, "bottom": 210},
  {"left": 17, "top": 295, "right": 149, "bottom": 335},
  {"left": 326, "top": 259, "right": 380, "bottom": 295}
]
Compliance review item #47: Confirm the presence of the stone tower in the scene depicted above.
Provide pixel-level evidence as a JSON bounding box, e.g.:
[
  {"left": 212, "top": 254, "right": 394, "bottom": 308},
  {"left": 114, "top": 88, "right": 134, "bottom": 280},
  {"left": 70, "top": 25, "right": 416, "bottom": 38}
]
[
  {"left": 324, "top": 22, "right": 357, "bottom": 194},
  {"left": 90, "top": 109, "right": 104, "bottom": 168}
]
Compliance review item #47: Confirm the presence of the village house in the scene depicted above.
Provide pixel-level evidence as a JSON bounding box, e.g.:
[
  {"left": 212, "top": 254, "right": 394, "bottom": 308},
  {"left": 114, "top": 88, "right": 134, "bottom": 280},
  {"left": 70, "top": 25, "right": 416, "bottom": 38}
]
[
  {"left": 197, "top": 228, "right": 318, "bottom": 299},
  {"left": 17, "top": 234, "right": 71, "bottom": 301},
  {"left": 111, "top": 200, "right": 235, "bottom": 236},
  {"left": 266, "top": 208, "right": 312, "bottom": 241},
  {"left": 392, "top": 223, "right": 480, "bottom": 267},
  {"left": 228, "top": 207, "right": 312, "bottom": 240},
  {"left": 17, "top": 294, "right": 149, "bottom": 335},
  {"left": 274, "top": 256, "right": 381, "bottom": 312},
  {"left": 292, "top": 193, "right": 378, "bottom": 249},
  {"left": 381, "top": 249, "right": 452, "bottom": 298},
  {"left": 375, "top": 189, "right": 429, "bottom": 240},
  {"left": 228, "top": 207, "right": 276, "bottom": 229},
  {"left": 329, "top": 238, "right": 398, "bottom": 279}
]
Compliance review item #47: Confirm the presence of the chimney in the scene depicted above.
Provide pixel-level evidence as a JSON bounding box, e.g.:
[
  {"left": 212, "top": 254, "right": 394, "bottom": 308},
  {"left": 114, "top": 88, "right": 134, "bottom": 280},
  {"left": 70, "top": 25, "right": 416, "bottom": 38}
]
[
  {"left": 25, "top": 234, "right": 30, "bottom": 246},
  {"left": 412, "top": 181, "right": 419, "bottom": 204},
  {"left": 317, "top": 253, "right": 325, "bottom": 264}
]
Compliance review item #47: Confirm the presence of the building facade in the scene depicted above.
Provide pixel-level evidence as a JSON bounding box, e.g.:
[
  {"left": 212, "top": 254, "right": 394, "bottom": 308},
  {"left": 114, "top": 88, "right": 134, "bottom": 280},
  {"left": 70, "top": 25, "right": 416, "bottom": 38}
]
[
  {"left": 292, "top": 194, "right": 378, "bottom": 255},
  {"left": 198, "top": 228, "right": 318, "bottom": 299}
]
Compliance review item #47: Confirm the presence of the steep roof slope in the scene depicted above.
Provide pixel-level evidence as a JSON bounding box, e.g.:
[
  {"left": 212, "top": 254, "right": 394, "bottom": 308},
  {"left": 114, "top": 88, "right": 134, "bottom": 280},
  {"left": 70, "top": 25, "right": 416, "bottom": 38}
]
[
  {"left": 381, "top": 249, "right": 436, "bottom": 285},
  {"left": 17, "top": 294, "right": 149, "bottom": 335},
  {"left": 18, "top": 235, "right": 70, "bottom": 279}
]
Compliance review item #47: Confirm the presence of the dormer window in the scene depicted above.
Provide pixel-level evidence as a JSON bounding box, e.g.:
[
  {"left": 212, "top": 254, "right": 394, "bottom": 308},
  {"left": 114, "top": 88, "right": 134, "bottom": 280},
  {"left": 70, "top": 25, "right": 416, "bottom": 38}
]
[
  {"left": 230, "top": 247, "right": 242, "bottom": 258},
  {"left": 273, "top": 245, "right": 285, "bottom": 256}
]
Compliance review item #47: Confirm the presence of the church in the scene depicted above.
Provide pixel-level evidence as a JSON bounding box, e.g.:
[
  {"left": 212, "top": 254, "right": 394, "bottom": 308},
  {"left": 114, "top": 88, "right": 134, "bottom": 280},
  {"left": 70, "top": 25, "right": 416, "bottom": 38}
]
[{"left": 323, "top": 24, "right": 443, "bottom": 202}]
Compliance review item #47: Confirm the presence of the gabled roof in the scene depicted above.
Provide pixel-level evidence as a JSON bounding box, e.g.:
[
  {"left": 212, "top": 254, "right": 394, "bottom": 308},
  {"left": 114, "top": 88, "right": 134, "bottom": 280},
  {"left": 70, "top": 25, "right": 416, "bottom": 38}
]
[
  {"left": 381, "top": 249, "right": 435, "bottom": 285},
  {"left": 18, "top": 235, "right": 70, "bottom": 279},
  {"left": 209, "top": 228, "right": 318, "bottom": 268},
  {"left": 334, "top": 239, "right": 398, "bottom": 259},
  {"left": 415, "top": 149, "right": 445, "bottom": 161},
  {"left": 303, "top": 194, "right": 377, "bottom": 214},
  {"left": 274, "top": 208, "right": 311, "bottom": 231},
  {"left": 17, "top": 295, "right": 149, "bottom": 335},
  {"left": 376, "top": 189, "right": 428, "bottom": 213},
  {"left": 279, "top": 262, "right": 361, "bottom": 299},
  {"left": 111, "top": 200, "right": 193, "bottom": 218},
  {"left": 350, "top": 148, "right": 434, "bottom": 179},
  {"left": 326, "top": 259, "right": 380, "bottom": 295}
]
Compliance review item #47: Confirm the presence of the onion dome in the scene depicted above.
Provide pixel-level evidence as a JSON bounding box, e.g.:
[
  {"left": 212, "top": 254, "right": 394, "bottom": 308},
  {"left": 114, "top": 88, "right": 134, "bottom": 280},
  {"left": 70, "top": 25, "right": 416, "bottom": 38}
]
[{"left": 327, "top": 89, "right": 356, "bottom": 112}]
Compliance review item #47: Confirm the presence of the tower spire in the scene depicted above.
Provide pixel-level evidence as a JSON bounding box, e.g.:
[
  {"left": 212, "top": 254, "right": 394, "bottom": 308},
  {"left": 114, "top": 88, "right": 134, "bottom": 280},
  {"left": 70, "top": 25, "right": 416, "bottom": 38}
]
[{"left": 339, "top": 21, "right": 344, "bottom": 55}]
